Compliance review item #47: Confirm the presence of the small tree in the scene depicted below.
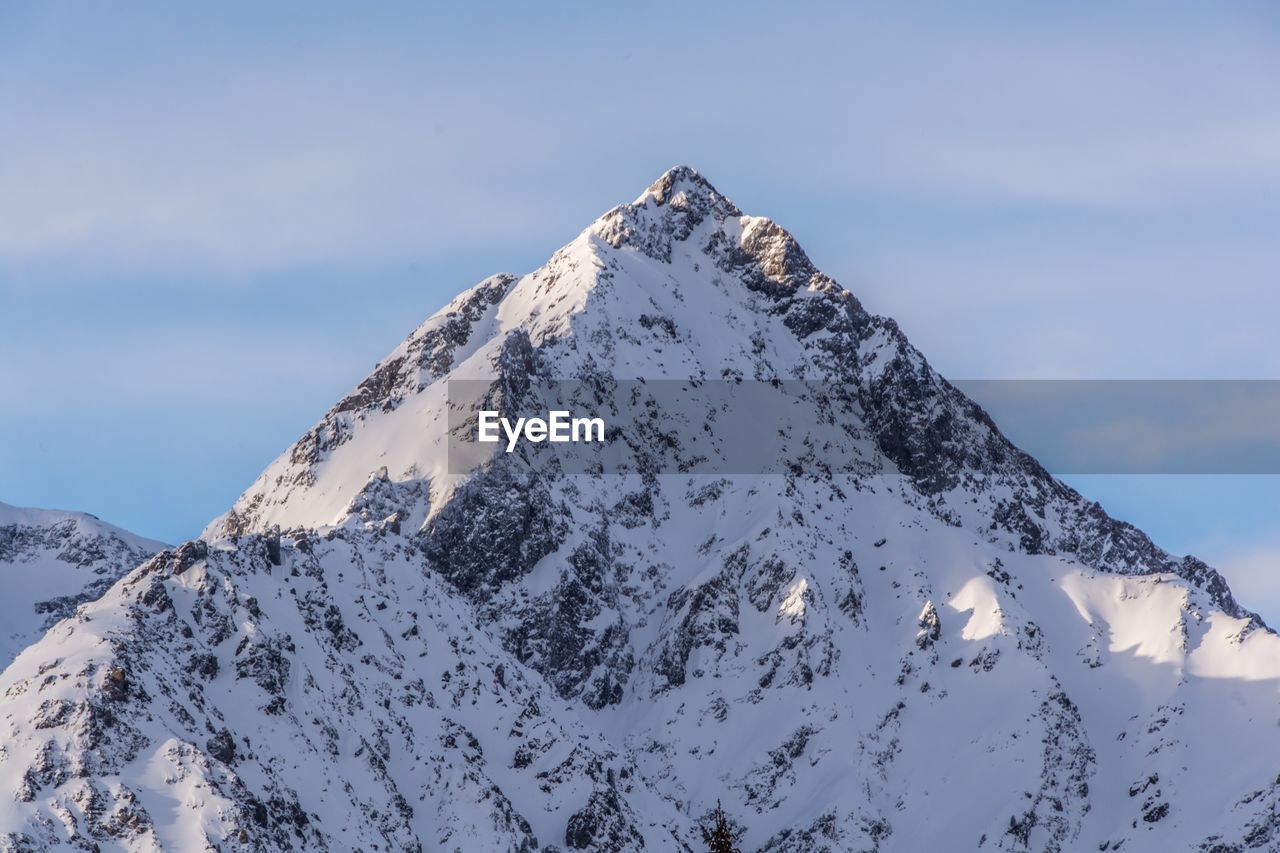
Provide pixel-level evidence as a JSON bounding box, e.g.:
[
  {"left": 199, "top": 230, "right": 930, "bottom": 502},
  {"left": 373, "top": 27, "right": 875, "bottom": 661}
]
[{"left": 701, "top": 800, "right": 743, "bottom": 853}]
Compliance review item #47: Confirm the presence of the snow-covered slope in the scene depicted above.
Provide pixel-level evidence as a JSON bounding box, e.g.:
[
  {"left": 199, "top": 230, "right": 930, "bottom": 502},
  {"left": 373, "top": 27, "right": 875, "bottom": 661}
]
[
  {"left": 0, "top": 502, "right": 164, "bottom": 669},
  {"left": 3, "top": 168, "right": 1278, "bottom": 852}
]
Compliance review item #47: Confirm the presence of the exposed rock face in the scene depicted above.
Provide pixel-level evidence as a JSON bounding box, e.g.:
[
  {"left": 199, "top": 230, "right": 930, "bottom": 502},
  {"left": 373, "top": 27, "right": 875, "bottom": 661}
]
[{"left": 2, "top": 168, "right": 1278, "bottom": 851}]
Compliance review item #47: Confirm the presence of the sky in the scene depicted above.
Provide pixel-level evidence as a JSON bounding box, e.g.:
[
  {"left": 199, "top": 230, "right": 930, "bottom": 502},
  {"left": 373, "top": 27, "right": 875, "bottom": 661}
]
[{"left": 2, "top": 2, "right": 1279, "bottom": 618}]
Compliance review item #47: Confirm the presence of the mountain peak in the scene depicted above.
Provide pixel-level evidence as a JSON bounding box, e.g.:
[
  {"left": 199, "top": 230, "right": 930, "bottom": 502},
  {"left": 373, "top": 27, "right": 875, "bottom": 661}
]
[
  {"left": 6, "top": 173, "right": 1280, "bottom": 851},
  {"left": 633, "top": 165, "right": 741, "bottom": 217}
]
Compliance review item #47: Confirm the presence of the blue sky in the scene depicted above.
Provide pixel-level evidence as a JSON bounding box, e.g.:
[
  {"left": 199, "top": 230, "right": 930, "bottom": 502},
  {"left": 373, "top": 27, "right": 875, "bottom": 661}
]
[{"left": 2, "top": 2, "right": 1279, "bottom": 617}]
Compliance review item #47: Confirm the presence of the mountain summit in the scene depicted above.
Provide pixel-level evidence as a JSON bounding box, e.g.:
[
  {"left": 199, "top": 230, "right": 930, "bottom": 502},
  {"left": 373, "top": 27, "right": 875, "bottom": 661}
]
[{"left": 3, "top": 168, "right": 1277, "bottom": 851}]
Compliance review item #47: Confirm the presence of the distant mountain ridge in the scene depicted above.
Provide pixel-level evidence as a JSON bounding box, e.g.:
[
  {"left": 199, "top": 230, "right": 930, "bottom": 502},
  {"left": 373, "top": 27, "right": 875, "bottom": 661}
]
[
  {"left": 0, "top": 502, "right": 165, "bottom": 669},
  {"left": 1, "top": 168, "right": 1277, "bottom": 852}
]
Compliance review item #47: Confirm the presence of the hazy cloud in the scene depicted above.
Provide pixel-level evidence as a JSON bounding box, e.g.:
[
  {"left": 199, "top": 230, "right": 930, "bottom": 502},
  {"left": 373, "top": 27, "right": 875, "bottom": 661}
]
[{"left": 2, "top": 3, "right": 1278, "bottom": 271}]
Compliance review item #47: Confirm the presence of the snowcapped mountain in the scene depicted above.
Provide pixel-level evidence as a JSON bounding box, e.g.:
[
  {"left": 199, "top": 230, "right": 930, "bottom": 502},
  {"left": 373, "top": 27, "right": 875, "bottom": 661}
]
[
  {"left": 2, "top": 167, "right": 1278, "bottom": 852},
  {"left": 0, "top": 502, "right": 164, "bottom": 670}
]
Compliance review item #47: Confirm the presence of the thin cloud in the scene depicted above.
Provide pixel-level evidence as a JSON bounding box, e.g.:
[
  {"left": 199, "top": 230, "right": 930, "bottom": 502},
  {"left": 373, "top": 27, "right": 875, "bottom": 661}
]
[{"left": 2, "top": 5, "right": 1278, "bottom": 272}]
